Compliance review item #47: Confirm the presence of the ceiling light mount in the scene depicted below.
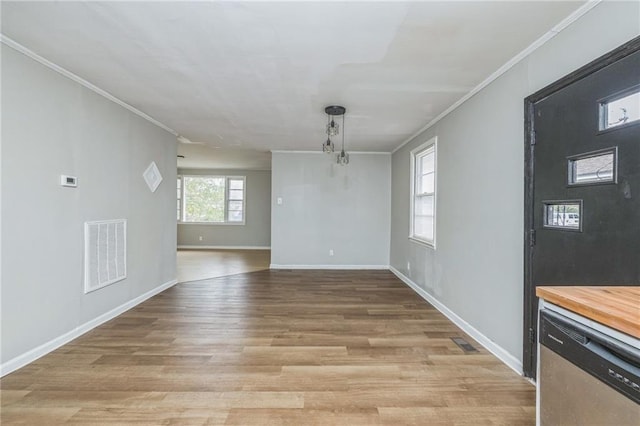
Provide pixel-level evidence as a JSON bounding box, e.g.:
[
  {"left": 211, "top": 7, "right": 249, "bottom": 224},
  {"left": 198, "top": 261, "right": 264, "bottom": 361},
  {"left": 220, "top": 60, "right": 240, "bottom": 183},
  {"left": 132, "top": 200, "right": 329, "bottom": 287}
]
[{"left": 325, "top": 105, "right": 346, "bottom": 116}]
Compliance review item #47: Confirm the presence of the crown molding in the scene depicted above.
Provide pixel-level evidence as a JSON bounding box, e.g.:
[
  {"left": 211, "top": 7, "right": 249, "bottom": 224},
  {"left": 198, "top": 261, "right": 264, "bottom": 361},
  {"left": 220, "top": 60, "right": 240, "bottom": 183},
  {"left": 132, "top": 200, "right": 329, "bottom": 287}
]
[
  {"left": 392, "top": 0, "right": 602, "bottom": 154},
  {"left": 271, "top": 150, "right": 390, "bottom": 155},
  {"left": 1, "top": 34, "right": 178, "bottom": 137}
]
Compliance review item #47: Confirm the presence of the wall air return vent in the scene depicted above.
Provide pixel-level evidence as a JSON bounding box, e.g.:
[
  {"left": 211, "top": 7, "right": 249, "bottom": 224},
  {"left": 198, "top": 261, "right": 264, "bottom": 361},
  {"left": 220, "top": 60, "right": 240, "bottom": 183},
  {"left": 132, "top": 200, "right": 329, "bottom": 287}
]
[{"left": 84, "top": 219, "right": 127, "bottom": 293}]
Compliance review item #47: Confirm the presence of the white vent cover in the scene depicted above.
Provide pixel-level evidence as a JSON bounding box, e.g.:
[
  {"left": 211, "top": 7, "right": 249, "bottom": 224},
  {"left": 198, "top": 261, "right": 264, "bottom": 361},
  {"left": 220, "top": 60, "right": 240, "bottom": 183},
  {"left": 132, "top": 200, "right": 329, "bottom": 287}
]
[{"left": 84, "top": 219, "right": 127, "bottom": 293}]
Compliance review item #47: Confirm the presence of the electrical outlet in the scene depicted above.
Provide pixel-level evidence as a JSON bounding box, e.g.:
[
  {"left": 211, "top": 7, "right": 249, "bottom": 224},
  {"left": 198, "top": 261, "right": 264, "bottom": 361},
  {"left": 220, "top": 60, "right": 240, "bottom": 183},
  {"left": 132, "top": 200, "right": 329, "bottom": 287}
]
[
  {"left": 407, "top": 261, "right": 411, "bottom": 271},
  {"left": 329, "top": 249, "right": 334, "bottom": 256},
  {"left": 199, "top": 236, "right": 203, "bottom": 241}
]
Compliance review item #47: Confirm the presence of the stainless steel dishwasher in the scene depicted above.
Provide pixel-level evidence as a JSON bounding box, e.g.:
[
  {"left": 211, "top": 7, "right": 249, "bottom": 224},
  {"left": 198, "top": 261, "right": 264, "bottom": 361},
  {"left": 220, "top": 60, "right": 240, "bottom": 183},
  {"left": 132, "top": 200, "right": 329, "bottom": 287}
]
[{"left": 539, "top": 309, "right": 640, "bottom": 425}]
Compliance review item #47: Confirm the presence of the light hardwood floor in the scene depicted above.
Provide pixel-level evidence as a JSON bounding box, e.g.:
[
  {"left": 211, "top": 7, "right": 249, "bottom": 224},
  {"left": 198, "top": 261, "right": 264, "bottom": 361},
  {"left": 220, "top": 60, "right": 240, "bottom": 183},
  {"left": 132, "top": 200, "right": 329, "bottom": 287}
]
[
  {"left": 177, "top": 249, "right": 271, "bottom": 283},
  {"left": 0, "top": 270, "right": 535, "bottom": 425}
]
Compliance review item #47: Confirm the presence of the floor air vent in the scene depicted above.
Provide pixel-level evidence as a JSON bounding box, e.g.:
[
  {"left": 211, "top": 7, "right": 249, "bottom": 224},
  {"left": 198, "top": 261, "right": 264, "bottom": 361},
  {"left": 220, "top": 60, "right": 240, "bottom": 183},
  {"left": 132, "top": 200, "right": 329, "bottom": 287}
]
[
  {"left": 451, "top": 337, "right": 478, "bottom": 353},
  {"left": 84, "top": 219, "right": 127, "bottom": 293}
]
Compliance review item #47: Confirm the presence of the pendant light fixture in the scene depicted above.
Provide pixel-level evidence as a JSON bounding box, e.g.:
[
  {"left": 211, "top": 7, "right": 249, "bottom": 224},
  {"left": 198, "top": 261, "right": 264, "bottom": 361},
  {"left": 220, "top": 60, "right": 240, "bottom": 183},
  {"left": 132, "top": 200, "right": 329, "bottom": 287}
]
[
  {"left": 322, "top": 108, "right": 334, "bottom": 153},
  {"left": 323, "top": 105, "right": 348, "bottom": 165}
]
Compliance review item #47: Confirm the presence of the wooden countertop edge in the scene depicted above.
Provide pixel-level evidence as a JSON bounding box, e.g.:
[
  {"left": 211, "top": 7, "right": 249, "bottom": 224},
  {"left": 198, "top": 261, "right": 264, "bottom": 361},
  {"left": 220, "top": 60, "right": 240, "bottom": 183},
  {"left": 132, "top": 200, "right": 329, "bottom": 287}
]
[{"left": 536, "top": 287, "right": 640, "bottom": 339}]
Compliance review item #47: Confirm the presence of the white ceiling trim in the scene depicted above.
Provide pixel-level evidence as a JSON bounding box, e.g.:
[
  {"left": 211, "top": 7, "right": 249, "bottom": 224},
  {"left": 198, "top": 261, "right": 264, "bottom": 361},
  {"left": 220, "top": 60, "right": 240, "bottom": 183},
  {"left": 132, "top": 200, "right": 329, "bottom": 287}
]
[
  {"left": 391, "top": 0, "right": 602, "bottom": 154},
  {"left": 0, "top": 34, "right": 179, "bottom": 138},
  {"left": 271, "top": 150, "right": 391, "bottom": 155}
]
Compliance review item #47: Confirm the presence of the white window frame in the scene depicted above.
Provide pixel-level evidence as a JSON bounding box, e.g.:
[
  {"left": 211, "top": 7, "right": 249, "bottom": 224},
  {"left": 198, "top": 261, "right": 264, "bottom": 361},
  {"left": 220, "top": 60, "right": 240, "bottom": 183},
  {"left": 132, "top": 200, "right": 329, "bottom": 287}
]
[
  {"left": 177, "top": 175, "right": 246, "bottom": 225},
  {"left": 177, "top": 176, "right": 182, "bottom": 221},
  {"left": 409, "top": 137, "right": 437, "bottom": 248}
]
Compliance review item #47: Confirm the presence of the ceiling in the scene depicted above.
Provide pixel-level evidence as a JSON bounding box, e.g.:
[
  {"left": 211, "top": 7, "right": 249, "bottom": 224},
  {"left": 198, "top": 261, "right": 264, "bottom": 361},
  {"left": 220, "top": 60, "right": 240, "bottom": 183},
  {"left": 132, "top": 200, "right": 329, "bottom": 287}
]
[{"left": 2, "top": 1, "right": 585, "bottom": 170}]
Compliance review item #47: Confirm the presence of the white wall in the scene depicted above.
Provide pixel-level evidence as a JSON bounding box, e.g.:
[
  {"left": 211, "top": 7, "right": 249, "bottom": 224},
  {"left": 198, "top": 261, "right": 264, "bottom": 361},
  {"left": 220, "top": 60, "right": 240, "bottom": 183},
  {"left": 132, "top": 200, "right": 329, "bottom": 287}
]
[
  {"left": 1, "top": 45, "right": 177, "bottom": 371},
  {"left": 390, "top": 1, "right": 640, "bottom": 371},
  {"left": 177, "top": 168, "right": 271, "bottom": 248},
  {"left": 271, "top": 152, "right": 390, "bottom": 268}
]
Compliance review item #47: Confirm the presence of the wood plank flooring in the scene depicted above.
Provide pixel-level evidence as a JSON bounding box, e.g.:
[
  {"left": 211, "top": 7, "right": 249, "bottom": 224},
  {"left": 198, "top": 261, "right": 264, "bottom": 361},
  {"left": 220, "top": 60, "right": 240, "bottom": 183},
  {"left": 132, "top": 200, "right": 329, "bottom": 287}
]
[
  {"left": 177, "top": 249, "right": 270, "bottom": 283},
  {"left": 1, "top": 270, "right": 535, "bottom": 425}
]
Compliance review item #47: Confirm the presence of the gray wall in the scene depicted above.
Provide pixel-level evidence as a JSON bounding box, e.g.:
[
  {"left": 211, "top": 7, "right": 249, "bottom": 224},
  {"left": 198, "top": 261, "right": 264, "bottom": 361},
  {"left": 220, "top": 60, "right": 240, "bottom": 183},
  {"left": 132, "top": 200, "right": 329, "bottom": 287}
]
[
  {"left": 390, "top": 1, "right": 640, "bottom": 367},
  {"left": 1, "top": 46, "right": 177, "bottom": 365},
  {"left": 271, "top": 152, "right": 391, "bottom": 267},
  {"left": 177, "top": 168, "right": 271, "bottom": 248}
]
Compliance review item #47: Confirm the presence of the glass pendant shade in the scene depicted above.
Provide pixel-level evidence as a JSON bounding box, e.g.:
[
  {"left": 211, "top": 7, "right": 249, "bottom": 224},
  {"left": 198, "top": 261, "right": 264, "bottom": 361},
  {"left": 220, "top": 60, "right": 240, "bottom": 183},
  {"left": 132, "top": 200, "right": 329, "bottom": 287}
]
[
  {"left": 337, "top": 149, "right": 349, "bottom": 165},
  {"left": 323, "top": 138, "right": 334, "bottom": 153},
  {"left": 327, "top": 119, "right": 339, "bottom": 137}
]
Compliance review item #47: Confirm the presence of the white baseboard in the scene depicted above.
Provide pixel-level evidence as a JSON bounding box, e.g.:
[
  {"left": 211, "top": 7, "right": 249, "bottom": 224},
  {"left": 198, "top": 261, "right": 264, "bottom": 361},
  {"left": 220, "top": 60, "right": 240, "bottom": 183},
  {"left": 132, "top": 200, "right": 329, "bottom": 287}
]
[
  {"left": 178, "top": 245, "right": 270, "bottom": 250},
  {"left": 0, "top": 278, "right": 178, "bottom": 377},
  {"left": 270, "top": 264, "right": 389, "bottom": 270},
  {"left": 389, "top": 266, "right": 523, "bottom": 376}
]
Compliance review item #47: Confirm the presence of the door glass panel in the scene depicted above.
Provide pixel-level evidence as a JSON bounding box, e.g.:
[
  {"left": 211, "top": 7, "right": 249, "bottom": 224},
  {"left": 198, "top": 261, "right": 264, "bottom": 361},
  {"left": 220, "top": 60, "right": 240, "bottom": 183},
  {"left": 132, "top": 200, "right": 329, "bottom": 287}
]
[
  {"left": 543, "top": 201, "right": 582, "bottom": 230},
  {"left": 600, "top": 89, "right": 640, "bottom": 130},
  {"left": 568, "top": 148, "right": 616, "bottom": 185}
]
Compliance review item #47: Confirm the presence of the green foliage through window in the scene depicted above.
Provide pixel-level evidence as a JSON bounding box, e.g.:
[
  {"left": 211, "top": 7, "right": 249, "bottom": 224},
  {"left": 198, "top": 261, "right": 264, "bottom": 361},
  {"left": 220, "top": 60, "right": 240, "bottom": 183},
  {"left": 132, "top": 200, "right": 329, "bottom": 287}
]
[{"left": 178, "top": 176, "right": 245, "bottom": 223}]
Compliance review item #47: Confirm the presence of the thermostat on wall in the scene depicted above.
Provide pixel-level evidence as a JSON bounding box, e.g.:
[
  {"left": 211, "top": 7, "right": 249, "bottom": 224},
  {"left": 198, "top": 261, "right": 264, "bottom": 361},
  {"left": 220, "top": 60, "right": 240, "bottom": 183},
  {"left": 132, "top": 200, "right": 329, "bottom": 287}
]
[{"left": 60, "top": 175, "right": 78, "bottom": 187}]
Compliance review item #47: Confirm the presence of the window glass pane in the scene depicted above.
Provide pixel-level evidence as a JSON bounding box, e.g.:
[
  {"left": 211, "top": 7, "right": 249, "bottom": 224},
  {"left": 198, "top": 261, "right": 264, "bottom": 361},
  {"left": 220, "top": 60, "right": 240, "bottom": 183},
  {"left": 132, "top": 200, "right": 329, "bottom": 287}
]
[
  {"left": 415, "top": 195, "right": 434, "bottom": 216},
  {"left": 228, "top": 200, "right": 243, "bottom": 211},
  {"left": 414, "top": 216, "right": 434, "bottom": 241},
  {"left": 544, "top": 202, "right": 581, "bottom": 230},
  {"left": 602, "top": 90, "right": 640, "bottom": 129},
  {"left": 569, "top": 150, "right": 615, "bottom": 185},
  {"left": 420, "top": 172, "right": 435, "bottom": 194},
  {"left": 229, "top": 179, "right": 244, "bottom": 190},
  {"left": 184, "top": 177, "right": 225, "bottom": 222},
  {"left": 228, "top": 210, "right": 243, "bottom": 222},
  {"left": 229, "top": 189, "right": 244, "bottom": 200},
  {"left": 420, "top": 151, "right": 435, "bottom": 173}
]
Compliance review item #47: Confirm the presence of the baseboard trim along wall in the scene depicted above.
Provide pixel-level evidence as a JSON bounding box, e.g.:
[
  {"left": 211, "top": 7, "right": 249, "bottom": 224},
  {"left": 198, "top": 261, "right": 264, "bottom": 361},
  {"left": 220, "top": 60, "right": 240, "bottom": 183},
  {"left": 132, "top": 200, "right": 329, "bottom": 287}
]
[
  {"left": 0, "top": 278, "right": 178, "bottom": 377},
  {"left": 270, "top": 264, "right": 389, "bottom": 270},
  {"left": 178, "top": 245, "right": 271, "bottom": 250},
  {"left": 389, "top": 266, "right": 523, "bottom": 376}
]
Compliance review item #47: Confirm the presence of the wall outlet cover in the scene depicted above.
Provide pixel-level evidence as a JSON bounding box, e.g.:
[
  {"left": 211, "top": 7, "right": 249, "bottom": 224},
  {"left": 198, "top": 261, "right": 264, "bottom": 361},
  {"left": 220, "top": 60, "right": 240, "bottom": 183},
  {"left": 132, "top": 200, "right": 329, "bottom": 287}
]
[{"left": 60, "top": 175, "right": 78, "bottom": 187}]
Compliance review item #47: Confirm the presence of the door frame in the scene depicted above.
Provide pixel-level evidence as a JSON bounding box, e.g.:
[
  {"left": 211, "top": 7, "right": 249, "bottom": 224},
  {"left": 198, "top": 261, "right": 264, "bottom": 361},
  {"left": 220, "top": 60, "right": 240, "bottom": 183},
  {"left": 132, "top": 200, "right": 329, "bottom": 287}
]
[{"left": 522, "top": 36, "right": 640, "bottom": 379}]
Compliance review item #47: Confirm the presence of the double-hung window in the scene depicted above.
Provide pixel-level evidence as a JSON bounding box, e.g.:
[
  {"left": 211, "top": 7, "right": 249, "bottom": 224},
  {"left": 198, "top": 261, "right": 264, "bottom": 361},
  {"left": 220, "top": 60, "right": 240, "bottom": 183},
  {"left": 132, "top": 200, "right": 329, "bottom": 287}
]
[
  {"left": 177, "top": 175, "right": 245, "bottom": 224},
  {"left": 410, "top": 137, "right": 437, "bottom": 247}
]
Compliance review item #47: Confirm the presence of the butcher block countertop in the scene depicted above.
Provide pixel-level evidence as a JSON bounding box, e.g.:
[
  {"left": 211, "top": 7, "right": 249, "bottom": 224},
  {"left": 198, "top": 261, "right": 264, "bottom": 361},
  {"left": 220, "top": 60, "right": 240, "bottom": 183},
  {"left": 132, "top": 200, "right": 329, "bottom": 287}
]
[{"left": 536, "top": 286, "right": 640, "bottom": 339}]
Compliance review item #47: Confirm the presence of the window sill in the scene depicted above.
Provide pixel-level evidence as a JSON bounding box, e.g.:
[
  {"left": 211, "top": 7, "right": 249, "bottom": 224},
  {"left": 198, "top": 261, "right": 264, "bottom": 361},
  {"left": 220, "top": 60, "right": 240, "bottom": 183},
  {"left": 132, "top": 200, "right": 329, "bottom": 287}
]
[
  {"left": 409, "top": 236, "right": 435, "bottom": 249},
  {"left": 178, "top": 222, "right": 245, "bottom": 226}
]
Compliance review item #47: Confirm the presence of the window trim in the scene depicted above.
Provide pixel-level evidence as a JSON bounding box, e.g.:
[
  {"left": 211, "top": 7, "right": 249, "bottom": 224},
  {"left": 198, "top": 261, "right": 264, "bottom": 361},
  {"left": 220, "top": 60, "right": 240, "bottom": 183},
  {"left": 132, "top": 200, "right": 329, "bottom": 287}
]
[
  {"left": 409, "top": 137, "right": 437, "bottom": 248},
  {"left": 177, "top": 175, "right": 246, "bottom": 225},
  {"left": 177, "top": 176, "right": 182, "bottom": 221}
]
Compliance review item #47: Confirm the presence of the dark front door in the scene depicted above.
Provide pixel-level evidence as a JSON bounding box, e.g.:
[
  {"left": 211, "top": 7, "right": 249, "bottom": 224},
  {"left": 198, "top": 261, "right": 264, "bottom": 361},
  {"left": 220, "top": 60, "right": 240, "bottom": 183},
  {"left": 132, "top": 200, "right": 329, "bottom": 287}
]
[{"left": 523, "top": 38, "right": 640, "bottom": 378}]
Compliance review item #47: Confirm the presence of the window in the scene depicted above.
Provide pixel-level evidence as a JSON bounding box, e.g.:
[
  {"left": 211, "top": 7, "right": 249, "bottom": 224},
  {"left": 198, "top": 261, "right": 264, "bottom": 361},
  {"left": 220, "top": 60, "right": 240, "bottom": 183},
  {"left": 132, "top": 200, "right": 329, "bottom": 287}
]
[
  {"left": 543, "top": 200, "right": 582, "bottom": 231},
  {"left": 567, "top": 147, "right": 617, "bottom": 186},
  {"left": 410, "top": 137, "right": 437, "bottom": 247},
  {"left": 177, "top": 177, "right": 182, "bottom": 220},
  {"left": 177, "top": 176, "right": 245, "bottom": 224},
  {"left": 599, "top": 86, "right": 640, "bottom": 130}
]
